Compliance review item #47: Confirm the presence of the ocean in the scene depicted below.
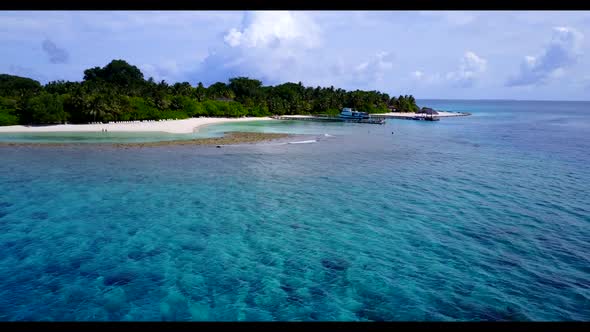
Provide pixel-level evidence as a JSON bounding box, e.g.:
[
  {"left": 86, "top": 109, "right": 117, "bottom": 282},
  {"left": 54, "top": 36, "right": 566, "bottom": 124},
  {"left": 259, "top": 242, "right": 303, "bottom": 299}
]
[{"left": 0, "top": 100, "right": 588, "bottom": 321}]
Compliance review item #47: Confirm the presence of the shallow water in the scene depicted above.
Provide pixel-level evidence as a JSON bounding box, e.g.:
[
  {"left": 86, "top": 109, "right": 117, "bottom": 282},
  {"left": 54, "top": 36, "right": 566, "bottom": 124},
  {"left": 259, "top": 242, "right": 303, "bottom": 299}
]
[
  {"left": 0, "top": 100, "right": 589, "bottom": 321},
  {"left": 0, "top": 120, "right": 335, "bottom": 144}
]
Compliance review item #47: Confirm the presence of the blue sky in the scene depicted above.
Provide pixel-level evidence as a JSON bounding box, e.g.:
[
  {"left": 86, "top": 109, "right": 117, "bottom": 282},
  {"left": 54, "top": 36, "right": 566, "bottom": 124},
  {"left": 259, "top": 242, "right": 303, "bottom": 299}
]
[{"left": 1, "top": 11, "right": 589, "bottom": 100}]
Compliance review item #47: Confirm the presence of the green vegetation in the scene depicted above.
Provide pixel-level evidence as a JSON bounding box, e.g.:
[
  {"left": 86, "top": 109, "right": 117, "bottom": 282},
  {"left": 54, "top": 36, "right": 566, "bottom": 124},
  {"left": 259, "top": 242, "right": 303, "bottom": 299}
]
[
  {"left": 0, "top": 60, "right": 420, "bottom": 126},
  {"left": 0, "top": 97, "right": 19, "bottom": 126}
]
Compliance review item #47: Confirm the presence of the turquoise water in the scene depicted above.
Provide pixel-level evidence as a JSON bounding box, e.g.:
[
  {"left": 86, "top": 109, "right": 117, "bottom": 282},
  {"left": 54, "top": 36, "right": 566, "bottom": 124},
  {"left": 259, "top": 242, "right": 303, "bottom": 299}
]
[
  {"left": 0, "top": 100, "right": 589, "bottom": 321},
  {"left": 0, "top": 131, "right": 192, "bottom": 143}
]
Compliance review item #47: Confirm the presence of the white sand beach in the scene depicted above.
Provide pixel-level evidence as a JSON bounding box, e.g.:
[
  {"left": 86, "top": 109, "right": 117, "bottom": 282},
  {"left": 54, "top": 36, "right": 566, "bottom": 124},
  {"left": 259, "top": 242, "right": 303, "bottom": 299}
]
[{"left": 0, "top": 117, "right": 273, "bottom": 134}]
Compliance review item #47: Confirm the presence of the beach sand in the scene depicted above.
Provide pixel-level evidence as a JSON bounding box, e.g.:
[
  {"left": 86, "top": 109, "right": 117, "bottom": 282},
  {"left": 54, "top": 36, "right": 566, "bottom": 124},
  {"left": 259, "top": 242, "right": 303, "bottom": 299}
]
[{"left": 0, "top": 117, "right": 273, "bottom": 134}]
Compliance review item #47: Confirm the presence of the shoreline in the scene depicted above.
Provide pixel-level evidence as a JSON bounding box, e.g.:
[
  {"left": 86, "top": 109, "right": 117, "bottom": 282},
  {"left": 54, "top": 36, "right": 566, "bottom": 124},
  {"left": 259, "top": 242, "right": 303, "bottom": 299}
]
[
  {"left": 0, "top": 132, "right": 294, "bottom": 148},
  {"left": 0, "top": 117, "right": 273, "bottom": 134},
  {"left": 0, "top": 111, "right": 469, "bottom": 135}
]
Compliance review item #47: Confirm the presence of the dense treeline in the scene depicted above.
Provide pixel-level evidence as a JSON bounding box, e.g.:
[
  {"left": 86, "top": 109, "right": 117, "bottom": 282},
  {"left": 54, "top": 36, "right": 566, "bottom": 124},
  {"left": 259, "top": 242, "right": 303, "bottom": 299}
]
[{"left": 0, "top": 60, "right": 420, "bottom": 125}]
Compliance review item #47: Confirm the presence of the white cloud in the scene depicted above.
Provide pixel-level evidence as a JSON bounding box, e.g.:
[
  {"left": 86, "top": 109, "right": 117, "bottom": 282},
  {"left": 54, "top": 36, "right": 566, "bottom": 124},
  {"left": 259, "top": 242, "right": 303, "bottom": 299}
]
[
  {"left": 412, "top": 51, "right": 487, "bottom": 88},
  {"left": 193, "top": 11, "right": 322, "bottom": 85},
  {"left": 445, "top": 51, "right": 487, "bottom": 87},
  {"left": 140, "top": 62, "right": 180, "bottom": 82},
  {"left": 223, "top": 29, "right": 243, "bottom": 47},
  {"left": 410, "top": 70, "right": 442, "bottom": 85},
  {"left": 222, "top": 11, "right": 320, "bottom": 49},
  {"left": 412, "top": 70, "right": 424, "bottom": 79},
  {"left": 507, "top": 26, "right": 584, "bottom": 86},
  {"left": 353, "top": 51, "right": 395, "bottom": 84}
]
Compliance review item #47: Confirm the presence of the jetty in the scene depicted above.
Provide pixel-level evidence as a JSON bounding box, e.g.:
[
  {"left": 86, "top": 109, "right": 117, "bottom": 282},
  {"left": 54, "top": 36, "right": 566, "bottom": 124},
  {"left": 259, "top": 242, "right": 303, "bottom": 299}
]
[
  {"left": 377, "top": 114, "right": 441, "bottom": 121},
  {"left": 271, "top": 108, "right": 470, "bottom": 124},
  {"left": 373, "top": 111, "right": 471, "bottom": 121},
  {"left": 271, "top": 115, "right": 386, "bottom": 125}
]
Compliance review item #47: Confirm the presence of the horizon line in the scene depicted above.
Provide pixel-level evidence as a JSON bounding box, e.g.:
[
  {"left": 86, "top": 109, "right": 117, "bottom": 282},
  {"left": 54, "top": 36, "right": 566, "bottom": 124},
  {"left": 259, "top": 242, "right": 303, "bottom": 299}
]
[{"left": 418, "top": 98, "right": 590, "bottom": 102}]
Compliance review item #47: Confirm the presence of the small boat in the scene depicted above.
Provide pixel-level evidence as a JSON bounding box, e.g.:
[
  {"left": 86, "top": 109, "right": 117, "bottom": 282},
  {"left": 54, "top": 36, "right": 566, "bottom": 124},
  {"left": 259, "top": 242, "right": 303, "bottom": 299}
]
[{"left": 339, "top": 108, "right": 370, "bottom": 120}]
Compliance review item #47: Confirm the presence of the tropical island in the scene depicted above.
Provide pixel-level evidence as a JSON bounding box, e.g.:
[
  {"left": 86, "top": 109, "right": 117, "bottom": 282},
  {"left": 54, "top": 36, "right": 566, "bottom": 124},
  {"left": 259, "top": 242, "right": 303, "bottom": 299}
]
[
  {"left": 0, "top": 59, "right": 426, "bottom": 124},
  {"left": 0, "top": 59, "right": 467, "bottom": 145}
]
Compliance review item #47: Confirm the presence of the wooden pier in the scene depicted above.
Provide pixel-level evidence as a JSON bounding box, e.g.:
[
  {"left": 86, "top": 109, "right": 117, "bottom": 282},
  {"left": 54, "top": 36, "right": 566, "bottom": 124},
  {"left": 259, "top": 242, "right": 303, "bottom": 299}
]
[
  {"left": 373, "top": 112, "right": 471, "bottom": 121},
  {"left": 271, "top": 115, "right": 386, "bottom": 125},
  {"left": 272, "top": 111, "right": 470, "bottom": 124}
]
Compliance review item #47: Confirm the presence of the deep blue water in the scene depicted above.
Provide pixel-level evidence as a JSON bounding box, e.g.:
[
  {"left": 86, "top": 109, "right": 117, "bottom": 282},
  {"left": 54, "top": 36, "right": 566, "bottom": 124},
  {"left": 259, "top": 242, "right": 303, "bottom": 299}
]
[{"left": 0, "top": 100, "right": 589, "bottom": 321}]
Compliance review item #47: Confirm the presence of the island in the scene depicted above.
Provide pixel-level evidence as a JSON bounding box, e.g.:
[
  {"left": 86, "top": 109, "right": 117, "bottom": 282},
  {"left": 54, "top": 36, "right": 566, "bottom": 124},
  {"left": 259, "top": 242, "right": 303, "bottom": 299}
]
[{"left": 0, "top": 59, "right": 464, "bottom": 145}]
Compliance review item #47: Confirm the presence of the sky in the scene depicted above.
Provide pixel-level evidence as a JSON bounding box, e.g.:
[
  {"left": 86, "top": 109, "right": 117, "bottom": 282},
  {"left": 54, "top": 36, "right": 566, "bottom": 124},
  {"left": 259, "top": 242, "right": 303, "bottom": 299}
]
[{"left": 1, "top": 11, "right": 589, "bottom": 100}]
